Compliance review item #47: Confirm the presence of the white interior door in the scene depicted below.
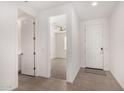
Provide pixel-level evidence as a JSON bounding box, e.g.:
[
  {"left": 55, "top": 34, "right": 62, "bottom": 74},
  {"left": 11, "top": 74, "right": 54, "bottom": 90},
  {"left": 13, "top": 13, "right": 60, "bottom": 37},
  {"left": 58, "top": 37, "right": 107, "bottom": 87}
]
[
  {"left": 21, "top": 19, "right": 35, "bottom": 76},
  {"left": 86, "top": 24, "right": 103, "bottom": 69}
]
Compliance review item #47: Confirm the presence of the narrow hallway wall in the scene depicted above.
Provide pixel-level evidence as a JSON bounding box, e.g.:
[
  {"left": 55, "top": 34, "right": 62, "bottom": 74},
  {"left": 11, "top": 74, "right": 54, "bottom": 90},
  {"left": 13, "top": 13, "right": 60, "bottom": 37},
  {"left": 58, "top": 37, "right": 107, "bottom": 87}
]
[{"left": 110, "top": 2, "right": 124, "bottom": 89}]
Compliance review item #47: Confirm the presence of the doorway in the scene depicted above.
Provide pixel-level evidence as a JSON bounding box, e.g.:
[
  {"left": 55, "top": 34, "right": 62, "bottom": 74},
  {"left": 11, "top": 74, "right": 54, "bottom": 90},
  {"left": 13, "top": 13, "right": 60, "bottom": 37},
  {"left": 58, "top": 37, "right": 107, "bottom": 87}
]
[
  {"left": 49, "top": 15, "right": 67, "bottom": 80},
  {"left": 85, "top": 24, "right": 104, "bottom": 69},
  {"left": 17, "top": 10, "right": 36, "bottom": 76}
]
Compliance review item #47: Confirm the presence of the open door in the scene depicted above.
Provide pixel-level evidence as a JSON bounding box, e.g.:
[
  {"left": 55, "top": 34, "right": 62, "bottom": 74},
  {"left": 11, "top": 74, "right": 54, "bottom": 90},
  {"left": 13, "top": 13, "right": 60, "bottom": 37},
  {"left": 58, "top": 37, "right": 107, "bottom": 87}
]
[{"left": 21, "top": 19, "right": 35, "bottom": 76}]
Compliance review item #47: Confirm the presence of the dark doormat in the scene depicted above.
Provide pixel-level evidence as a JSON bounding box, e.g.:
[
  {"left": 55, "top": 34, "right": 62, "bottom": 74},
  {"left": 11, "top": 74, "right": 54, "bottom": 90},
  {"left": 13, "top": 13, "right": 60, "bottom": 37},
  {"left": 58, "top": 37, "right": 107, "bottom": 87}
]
[{"left": 84, "top": 67, "right": 106, "bottom": 76}]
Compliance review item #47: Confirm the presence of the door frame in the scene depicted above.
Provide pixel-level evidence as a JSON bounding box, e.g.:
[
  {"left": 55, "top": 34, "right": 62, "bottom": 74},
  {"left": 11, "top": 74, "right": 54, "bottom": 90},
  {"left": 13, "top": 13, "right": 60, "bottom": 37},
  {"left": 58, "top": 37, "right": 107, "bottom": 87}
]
[
  {"left": 48, "top": 14, "right": 67, "bottom": 79},
  {"left": 33, "top": 21, "right": 36, "bottom": 76}
]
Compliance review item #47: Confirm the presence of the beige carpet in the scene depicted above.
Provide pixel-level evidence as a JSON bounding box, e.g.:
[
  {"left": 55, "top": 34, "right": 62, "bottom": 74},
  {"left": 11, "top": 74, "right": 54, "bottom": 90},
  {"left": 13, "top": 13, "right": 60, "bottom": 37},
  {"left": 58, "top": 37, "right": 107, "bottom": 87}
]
[{"left": 51, "top": 58, "right": 66, "bottom": 80}]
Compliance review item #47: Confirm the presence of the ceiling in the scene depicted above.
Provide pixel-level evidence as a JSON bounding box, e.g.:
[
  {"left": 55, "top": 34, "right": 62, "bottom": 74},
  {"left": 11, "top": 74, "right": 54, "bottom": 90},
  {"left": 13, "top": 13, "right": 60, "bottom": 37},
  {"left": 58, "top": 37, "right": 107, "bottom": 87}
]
[
  {"left": 72, "top": 1, "right": 118, "bottom": 20},
  {"left": 50, "top": 14, "right": 66, "bottom": 28},
  {"left": 24, "top": 1, "right": 69, "bottom": 11},
  {"left": 18, "top": 9, "right": 29, "bottom": 18},
  {"left": 23, "top": 1, "right": 118, "bottom": 21},
  {"left": 18, "top": 9, "right": 34, "bottom": 20}
]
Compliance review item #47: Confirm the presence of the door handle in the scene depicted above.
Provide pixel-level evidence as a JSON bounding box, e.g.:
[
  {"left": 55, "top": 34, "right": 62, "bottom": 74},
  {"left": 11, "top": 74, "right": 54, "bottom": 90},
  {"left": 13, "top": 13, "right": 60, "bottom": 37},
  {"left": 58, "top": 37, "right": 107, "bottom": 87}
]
[
  {"left": 101, "top": 48, "right": 103, "bottom": 51},
  {"left": 21, "top": 53, "right": 23, "bottom": 55},
  {"left": 100, "top": 48, "right": 104, "bottom": 54}
]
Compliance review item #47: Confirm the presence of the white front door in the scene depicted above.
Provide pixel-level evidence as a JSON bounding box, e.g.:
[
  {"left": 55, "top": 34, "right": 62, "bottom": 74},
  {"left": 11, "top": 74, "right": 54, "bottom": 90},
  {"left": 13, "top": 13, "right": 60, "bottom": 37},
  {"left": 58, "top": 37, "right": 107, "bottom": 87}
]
[
  {"left": 86, "top": 24, "right": 103, "bottom": 69},
  {"left": 21, "top": 19, "right": 35, "bottom": 76}
]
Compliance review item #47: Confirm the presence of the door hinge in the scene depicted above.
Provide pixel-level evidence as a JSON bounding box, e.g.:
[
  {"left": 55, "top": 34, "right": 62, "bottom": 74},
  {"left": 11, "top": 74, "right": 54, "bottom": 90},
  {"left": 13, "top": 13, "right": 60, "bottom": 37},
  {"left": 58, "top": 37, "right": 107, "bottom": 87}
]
[
  {"left": 33, "top": 22, "right": 35, "bottom": 25},
  {"left": 33, "top": 52, "right": 36, "bottom": 55},
  {"left": 33, "top": 37, "right": 36, "bottom": 40},
  {"left": 33, "top": 67, "right": 36, "bottom": 70}
]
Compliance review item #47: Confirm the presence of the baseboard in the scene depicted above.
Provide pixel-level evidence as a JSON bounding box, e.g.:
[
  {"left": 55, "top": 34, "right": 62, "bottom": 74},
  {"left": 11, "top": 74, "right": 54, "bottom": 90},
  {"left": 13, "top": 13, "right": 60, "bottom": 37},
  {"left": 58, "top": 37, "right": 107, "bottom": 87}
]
[
  {"left": 110, "top": 70, "right": 124, "bottom": 90},
  {"left": 54, "top": 57, "right": 66, "bottom": 59}
]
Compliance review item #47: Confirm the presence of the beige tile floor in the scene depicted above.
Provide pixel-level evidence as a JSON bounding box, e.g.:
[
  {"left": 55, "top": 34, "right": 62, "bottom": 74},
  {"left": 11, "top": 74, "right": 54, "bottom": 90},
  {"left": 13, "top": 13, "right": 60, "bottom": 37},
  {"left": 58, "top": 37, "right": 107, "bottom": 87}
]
[{"left": 15, "top": 68, "right": 123, "bottom": 91}]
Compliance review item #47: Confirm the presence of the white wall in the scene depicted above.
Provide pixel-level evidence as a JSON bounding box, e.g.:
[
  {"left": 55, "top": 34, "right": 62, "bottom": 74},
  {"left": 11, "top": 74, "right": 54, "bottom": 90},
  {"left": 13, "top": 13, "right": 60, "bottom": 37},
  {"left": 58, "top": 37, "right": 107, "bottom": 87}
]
[
  {"left": 17, "top": 19, "right": 22, "bottom": 72},
  {"left": 50, "top": 23, "right": 56, "bottom": 59},
  {"left": 110, "top": 2, "right": 124, "bottom": 89},
  {"left": 17, "top": 19, "right": 22, "bottom": 55},
  {"left": 36, "top": 4, "right": 81, "bottom": 83},
  {"left": 80, "top": 18, "right": 110, "bottom": 71},
  {"left": 67, "top": 7, "right": 81, "bottom": 82},
  {"left": 0, "top": 3, "right": 17, "bottom": 91},
  {"left": 0, "top": 2, "right": 36, "bottom": 90}
]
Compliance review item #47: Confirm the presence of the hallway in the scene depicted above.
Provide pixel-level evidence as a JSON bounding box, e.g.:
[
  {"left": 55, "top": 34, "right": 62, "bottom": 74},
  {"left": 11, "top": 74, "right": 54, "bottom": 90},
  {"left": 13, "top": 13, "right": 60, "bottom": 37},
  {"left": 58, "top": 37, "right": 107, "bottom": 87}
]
[
  {"left": 51, "top": 58, "right": 66, "bottom": 80},
  {"left": 15, "top": 69, "right": 122, "bottom": 91},
  {"left": 1, "top": 1, "right": 124, "bottom": 91}
]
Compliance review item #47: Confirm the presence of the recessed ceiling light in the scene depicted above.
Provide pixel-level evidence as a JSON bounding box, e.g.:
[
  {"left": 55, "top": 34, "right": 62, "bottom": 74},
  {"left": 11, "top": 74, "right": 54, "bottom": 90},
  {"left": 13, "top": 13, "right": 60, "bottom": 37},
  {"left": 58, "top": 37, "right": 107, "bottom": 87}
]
[
  {"left": 24, "top": 1, "right": 28, "bottom": 2},
  {"left": 92, "top": 2, "right": 98, "bottom": 7}
]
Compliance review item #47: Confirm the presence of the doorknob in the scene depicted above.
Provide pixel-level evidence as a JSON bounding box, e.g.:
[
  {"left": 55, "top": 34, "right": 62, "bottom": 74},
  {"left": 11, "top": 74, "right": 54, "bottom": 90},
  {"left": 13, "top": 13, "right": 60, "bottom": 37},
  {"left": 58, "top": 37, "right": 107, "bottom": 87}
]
[
  {"left": 21, "top": 53, "right": 23, "bottom": 55},
  {"left": 101, "top": 48, "right": 103, "bottom": 51}
]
